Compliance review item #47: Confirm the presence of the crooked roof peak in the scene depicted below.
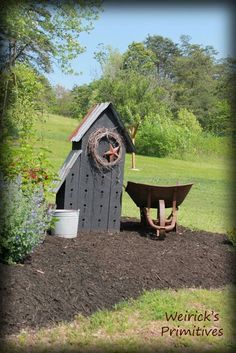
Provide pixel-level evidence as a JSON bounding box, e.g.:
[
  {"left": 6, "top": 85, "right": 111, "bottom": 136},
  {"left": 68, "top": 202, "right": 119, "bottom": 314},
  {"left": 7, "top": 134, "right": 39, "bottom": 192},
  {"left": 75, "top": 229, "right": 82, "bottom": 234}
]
[{"left": 68, "top": 102, "right": 135, "bottom": 153}]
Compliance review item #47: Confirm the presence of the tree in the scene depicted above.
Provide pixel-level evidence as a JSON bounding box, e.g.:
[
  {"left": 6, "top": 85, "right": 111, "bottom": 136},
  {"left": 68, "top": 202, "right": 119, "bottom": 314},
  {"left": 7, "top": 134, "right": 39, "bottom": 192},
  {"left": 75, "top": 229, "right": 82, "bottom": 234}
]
[
  {"left": 122, "top": 41, "right": 156, "bottom": 75},
  {"left": 94, "top": 44, "right": 123, "bottom": 79},
  {"left": 52, "top": 85, "right": 73, "bottom": 117},
  {"left": 71, "top": 84, "right": 90, "bottom": 119},
  {"left": 172, "top": 39, "right": 219, "bottom": 129},
  {"left": 37, "top": 74, "right": 57, "bottom": 115},
  {"left": 144, "top": 34, "right": 180, "bottom": 79},
  {"left": 0, "top": 0, "right": 101, "bottom": 136},
  {"left": 91, "top": 44, "right": 174, "bottom": 168},
  {"left": 0, "top": 0, "right": 101, "bottom": 73},
  {"left": 94, "top": 71, "right": 167, "bottom": 169}
]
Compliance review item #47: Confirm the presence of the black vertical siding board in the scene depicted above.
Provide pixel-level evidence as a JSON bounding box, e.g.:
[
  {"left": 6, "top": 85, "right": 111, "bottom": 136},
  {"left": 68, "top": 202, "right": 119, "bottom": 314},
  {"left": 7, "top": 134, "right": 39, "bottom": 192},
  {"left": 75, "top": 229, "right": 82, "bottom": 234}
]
[
  {"left": 91, "top": 170, "right": 112, "bottom": 231},
  {"left": 107, "top": 151, "right": 126, "bottom": 232},
  {"left": 77, "top": 157, "right": 94, "bottom": 232},
  {"left": 56, "top": 181, "right": 65, "bottom": 208},
  {"left": 77, "top": 125, "right": 95, "bottom": 232},
  {"left": 64, "top": 156, "right": 81, "bottom": 210}
]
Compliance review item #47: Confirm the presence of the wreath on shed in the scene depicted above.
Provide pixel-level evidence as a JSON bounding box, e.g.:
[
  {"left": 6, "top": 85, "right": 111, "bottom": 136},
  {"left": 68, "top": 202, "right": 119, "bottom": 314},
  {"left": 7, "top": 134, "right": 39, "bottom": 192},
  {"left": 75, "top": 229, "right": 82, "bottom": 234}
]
[{"left": 88, "top": 128, "right": 123, "bottom": 169}]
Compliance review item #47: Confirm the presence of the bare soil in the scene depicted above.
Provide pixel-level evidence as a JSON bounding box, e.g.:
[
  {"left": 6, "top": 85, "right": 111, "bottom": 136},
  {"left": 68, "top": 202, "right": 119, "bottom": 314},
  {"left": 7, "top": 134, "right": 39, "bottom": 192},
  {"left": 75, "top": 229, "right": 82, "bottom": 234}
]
[{"left": 0, "top": 218, "right": 235, "bottom": 337}]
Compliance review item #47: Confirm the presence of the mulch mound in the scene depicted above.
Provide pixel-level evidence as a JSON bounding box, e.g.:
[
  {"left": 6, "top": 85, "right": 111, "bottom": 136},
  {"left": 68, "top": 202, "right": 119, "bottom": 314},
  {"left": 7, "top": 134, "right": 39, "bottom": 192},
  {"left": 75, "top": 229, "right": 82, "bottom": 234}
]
[{"left": 0, "top": 218, "right": 235, "bottom": 336}]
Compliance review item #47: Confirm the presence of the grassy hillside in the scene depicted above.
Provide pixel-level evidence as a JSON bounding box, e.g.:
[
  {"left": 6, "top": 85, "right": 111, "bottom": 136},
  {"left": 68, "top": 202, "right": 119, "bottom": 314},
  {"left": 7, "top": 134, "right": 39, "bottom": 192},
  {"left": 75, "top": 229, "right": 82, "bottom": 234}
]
[
  {"left": 37, "top": 113, "right": 79, "bottom": 171},
  {"left": 37, "top": 113, "right": 234, "bottom": 234}
]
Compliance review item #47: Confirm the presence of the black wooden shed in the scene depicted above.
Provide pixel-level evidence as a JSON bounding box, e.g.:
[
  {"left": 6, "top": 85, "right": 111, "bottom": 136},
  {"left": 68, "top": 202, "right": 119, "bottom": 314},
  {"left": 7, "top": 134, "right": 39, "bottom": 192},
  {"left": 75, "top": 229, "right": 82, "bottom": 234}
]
[{"left": 55, "top": 102, "right": 135, "bottom": 233}]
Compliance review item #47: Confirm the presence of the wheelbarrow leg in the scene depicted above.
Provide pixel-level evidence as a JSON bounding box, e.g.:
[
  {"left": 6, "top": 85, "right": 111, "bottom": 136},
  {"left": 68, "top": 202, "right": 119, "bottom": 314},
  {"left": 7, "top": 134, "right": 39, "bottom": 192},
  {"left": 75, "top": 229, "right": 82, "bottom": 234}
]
[
  {"left": 157, "top": 199, "right": 166, "bottom": 237},
  {"left": 146, "top": 191, "right": 166, "bottom": 238},
  {"left": 143, "top": 190, "right": 178, "bottom": 237},
  {"left": 140, "top": 207, "right": 148, "bottom": 226}
]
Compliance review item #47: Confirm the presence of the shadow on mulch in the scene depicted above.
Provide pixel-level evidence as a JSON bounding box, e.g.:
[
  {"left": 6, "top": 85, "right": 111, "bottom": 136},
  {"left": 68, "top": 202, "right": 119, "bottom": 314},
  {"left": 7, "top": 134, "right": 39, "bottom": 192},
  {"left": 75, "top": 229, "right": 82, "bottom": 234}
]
[{"left": 0, "top": 218, "right": 235, "bottom": 337}]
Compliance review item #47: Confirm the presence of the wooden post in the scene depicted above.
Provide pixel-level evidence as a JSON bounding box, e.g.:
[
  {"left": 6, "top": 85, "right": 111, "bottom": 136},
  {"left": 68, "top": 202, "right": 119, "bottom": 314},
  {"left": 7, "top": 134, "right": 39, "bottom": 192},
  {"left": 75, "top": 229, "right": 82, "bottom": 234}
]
[
  {"left": 131, "top": 141, "right": 136, "bottom": 170},
  {"left": 130, "top": 125, "right": 138, "bottom": 170}
]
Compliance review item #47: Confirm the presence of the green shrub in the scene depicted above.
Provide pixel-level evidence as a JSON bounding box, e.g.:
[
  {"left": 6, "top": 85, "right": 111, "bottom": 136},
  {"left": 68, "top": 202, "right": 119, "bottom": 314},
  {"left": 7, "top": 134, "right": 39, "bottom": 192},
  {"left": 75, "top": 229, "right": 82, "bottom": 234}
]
[
  {"left": 0, "top": 179, "right": 51, "bottom": 264},
  {"left": 135, "top": 114, "right": 232, "bottom": 160},
  {"left": 176, "top": 108, "right": 202, "bottom": 133},
  {"left": 136, "top": 119, "right": 196, "bottom": 158}
]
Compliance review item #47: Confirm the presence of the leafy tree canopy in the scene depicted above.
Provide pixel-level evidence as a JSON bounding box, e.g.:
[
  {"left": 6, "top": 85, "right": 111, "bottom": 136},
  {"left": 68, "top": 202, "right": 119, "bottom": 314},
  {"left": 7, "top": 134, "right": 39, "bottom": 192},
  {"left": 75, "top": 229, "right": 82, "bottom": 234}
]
[
  {"left": 0, "top": 0, "right": 101, "bottom": 73},
  {"left": 94, "top": 44, "right": 123, "bottom": 79},
  {"left": 122, "top": 41, "right": 156, "bottom": 75},
  {"left": 144, "top": 34, "right": 180, "bottom": 79}
]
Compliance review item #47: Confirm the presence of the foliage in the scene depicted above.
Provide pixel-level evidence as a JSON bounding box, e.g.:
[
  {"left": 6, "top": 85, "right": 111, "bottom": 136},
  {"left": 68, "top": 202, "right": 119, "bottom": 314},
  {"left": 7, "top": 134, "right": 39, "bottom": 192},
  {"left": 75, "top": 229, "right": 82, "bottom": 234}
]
[
  {"left": 1, "top": 63, "right": 45, "bottom": 140},
  {"left": 176, "top": 108, "right": 202, "bottom": 133},
  {"left": 71, "top": 35, "right": 234, "bottom": 169},
  {"left": 70, "top": 34, "right": 234, "bottom": 166},
  {"left": 92, "top": 45, "right": 169, "bottom": 142},
  {"left": 1, "top": 139, "right": 56, "bottom": 197},
  {"left": 0, "top": 63, "right": 56, "bottom": 195},
  {"left": 50, "top": 85, "right": 73, "bottom": 117},
  {"left": 1, "top": 0, "right": 101, "bottom": 74},
  {"left": 0, "top": 179, "right": 51, "bottom": 264},
  {"left": 0, "top": 63, "right": 56, "bottom": 263},
  {"left": 144, "top": 34, "right": 180, "bottom": 79},
  {"left": 71, "top": 83, "right": 95, "bottom": 119},
  {"left": 136, "top": 116, "right": 198, "bottom": 158},
  {"left": 172, "top": 41, "right": 217, "bottom": 127},
  {"left": 122, "top": 41, "right": 156, "bottom": 75},
  {"left": 206, "top": 99, "right": 232, "bottom": 135},
  {"left": 135, "top": 110, "right": 233, "bottom": 161},
  {"left": 37, "top": 75, "right": 57, "bottom": 114},
  {"left": 94, "top": 44, "right": 123, "bottom": 79},
  {"left": 92, "top": 72, "right": 166, "bottom": 137}
]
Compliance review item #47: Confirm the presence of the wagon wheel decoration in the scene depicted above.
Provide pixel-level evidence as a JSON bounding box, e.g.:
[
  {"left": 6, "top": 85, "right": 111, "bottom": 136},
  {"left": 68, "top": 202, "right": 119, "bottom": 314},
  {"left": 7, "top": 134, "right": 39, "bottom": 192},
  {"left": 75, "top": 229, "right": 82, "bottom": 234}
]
[{"left": 88, "top": 128, "right": 123, "bottom": 169}]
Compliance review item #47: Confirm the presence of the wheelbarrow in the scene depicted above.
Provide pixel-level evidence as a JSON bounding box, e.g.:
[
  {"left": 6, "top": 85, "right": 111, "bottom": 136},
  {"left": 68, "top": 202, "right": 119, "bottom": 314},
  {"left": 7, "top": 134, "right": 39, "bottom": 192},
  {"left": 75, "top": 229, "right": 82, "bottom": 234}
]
[{"left": 125, "top": 181, "right": 193, "bottom": 237}]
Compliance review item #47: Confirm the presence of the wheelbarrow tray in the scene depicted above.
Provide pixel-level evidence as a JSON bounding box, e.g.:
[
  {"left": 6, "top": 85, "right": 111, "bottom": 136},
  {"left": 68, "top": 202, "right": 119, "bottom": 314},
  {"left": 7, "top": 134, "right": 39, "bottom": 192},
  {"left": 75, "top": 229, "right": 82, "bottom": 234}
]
[{"left": 126, "top": 181, "right": 193, "bottom": 209}]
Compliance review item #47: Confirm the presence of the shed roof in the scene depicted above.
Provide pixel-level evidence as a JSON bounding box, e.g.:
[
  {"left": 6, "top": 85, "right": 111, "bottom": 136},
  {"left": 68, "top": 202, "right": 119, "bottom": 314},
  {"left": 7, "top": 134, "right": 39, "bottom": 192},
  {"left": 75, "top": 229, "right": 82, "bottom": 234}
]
[
  {"left": 68, "top": 102, "right": 135, "bottom": 153},
  {"left": 53, "top": 150, "right": 82, "bottom": 192}
]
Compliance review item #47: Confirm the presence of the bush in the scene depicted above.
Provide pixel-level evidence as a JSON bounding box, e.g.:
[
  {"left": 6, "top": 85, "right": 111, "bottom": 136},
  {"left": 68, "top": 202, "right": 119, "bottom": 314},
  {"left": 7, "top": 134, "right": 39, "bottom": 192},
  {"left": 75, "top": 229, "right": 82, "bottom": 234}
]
[
  {"left": 0, "top": 179, "right": 51, "bottom": 264},
  {"left": 176, "top": 108, "right": 202, "bottom": 133},
  {"left": 136, "top": 119, "right": 196, "bottom": 158},
  {"left": 135, "top": 114, "right": 232, "bottom": 160}
]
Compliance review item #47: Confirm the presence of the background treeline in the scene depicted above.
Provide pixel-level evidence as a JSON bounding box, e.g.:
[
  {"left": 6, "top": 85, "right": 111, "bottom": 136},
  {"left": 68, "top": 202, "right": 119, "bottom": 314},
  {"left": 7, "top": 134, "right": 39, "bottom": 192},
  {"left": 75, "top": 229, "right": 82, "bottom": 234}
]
[{"left": 45, "top": 35, "right": 235, "bottom": 159}]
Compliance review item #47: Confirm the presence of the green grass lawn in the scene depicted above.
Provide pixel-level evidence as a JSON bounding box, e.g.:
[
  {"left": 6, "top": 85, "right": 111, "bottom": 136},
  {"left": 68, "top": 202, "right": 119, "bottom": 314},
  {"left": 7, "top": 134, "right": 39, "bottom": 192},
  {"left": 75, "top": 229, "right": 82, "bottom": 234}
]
[
  {"left": 5, "top": 286, "right": 236, "bottom": 353},
  {"left": 123, "top": 155, "right": 234, "bottom": 234},
  {"left": 10, "top": 113, "right": 232, "bottom": 353}
]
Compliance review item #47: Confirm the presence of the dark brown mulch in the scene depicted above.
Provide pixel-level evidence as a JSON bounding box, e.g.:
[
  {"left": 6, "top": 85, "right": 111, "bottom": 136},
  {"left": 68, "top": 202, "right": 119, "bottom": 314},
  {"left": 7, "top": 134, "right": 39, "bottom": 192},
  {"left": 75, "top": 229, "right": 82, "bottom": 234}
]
[{"left": 0, "top": 218, "right": 235, "bottom": 337}]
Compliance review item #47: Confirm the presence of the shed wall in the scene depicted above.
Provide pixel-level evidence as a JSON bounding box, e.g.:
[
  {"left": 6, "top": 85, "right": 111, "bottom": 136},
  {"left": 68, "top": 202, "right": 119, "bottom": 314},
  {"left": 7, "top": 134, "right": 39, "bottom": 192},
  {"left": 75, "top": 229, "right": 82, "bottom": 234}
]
[{"left": 61, "top": 108, "right": 126, "bottom": 233}]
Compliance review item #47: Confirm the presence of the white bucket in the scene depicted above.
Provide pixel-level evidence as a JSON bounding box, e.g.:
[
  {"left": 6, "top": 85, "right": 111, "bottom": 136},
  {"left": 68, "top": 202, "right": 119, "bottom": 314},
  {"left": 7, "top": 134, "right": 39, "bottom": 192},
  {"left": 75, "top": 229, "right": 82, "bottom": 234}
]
[{"left": 51, "top": 209, "right": 80, "bottom": 238}]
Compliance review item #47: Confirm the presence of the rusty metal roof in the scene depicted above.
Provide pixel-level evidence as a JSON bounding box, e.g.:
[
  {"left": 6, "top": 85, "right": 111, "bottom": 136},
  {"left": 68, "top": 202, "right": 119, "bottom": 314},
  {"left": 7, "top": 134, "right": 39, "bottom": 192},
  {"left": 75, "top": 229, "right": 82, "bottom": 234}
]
[{"left": 68, "top": 102, "right": 135, "bottom": 153}]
